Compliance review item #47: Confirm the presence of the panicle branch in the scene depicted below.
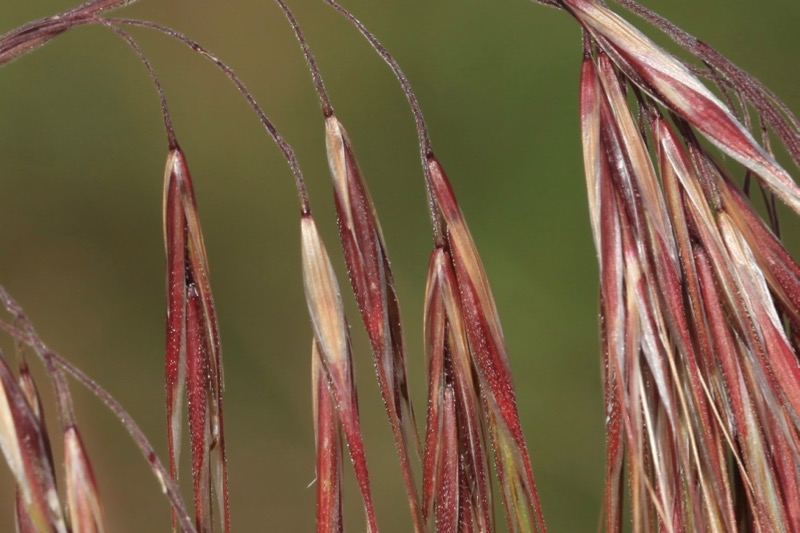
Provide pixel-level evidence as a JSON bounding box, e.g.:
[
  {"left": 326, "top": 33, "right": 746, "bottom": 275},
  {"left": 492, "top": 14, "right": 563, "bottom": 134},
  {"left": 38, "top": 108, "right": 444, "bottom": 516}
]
[
  {"left": 274, "top": 1, "right": 425, "bottom": 529},
  {"left": 324, "top": 2, "right": 549, "bottom": 531},
  {"left": 0, "top": 0, "right": 140, "bottom": 65}
]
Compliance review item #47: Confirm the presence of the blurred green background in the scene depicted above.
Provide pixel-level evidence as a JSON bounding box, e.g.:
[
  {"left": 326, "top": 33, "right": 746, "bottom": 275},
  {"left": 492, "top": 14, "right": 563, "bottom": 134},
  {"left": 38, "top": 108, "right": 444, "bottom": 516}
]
[{"left": 1, "top": 0, "right": 798, "bottom": 531}]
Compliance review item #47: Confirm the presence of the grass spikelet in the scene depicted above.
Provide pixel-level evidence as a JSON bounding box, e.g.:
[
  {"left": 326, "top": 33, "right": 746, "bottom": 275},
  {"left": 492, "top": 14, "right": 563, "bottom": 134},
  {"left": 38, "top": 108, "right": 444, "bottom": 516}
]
[
  {"left": 427, "top": 156, "right": 546, "bottom": 533},
  {"left": 301, "top": 213, "right": 379, "bottom": 533},
  {"left": 15, "top": 362, "right": 55, "bottom": 532},
  {"left": 163, "top": 146, "right": 229, "bottom": 533},
  {"left": 64, "top": 425, "right": 105, "bottom": 533},
  {"left": 434, "top": 386, "right": 459, "bottom": 533},
  {"left": 324, "top": 114, "right": 423, "bottom": 530},
  {"left": 274, "top": 1, "right": 424, "bottom": 523},
  {"left": 563, "top": 0, "right": 800, "bottom": 215},
  {"left": 421, "top": 249, "right": 446, "bottom": 524},
  {"left": 0, "top": 0, "right": 140, "bottom": 66},
  {"left": 423, "top": 246, "right": 493, "bottom": 531},
  {"left": 579, "top": 55, "right": 628, "bottom": 532},
  {"left": 312, "top": 340, "right": 344, "bottom": 533},
  {"left": 0, "top": 355, "right": 66, "bottom": 533}
]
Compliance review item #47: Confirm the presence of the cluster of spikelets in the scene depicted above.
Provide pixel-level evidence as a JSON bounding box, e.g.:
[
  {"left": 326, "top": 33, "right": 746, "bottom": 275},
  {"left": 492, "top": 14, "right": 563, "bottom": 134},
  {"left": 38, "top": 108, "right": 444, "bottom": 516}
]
[
  {"left": 567, "top": 0, "right": 800, "bottom": 530},
  {"left": 1, "top": 0, "right": 799, "bottom": 532}
]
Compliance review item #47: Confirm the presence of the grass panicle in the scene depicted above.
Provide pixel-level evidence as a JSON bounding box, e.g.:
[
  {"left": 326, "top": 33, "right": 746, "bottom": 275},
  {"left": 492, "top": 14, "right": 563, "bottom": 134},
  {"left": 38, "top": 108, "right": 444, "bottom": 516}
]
[
  {"left": 573, "top": 1, "right": 800, "bottom": 530},
  {"left": 1, "top": 0, "right": 799, "bottom": 531}
]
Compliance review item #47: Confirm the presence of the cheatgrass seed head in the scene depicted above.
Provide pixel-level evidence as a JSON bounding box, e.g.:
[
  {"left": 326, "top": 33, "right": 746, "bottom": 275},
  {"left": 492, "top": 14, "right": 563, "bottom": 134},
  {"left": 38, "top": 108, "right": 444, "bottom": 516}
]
[
  {"left": 422, "top": 245, "right": 493, "bottom": 531},
  {"left": 323, "top": 112, "right": 407, "bottom": 408},
  {"left": 301, "top": 214, "right": 351, "bottom": 389},
  {"left": 575, "top": 6, "right": 800, "bottom": 527},
  {"left": 163, "top": 145, "right": 188, "bottom": 485}
]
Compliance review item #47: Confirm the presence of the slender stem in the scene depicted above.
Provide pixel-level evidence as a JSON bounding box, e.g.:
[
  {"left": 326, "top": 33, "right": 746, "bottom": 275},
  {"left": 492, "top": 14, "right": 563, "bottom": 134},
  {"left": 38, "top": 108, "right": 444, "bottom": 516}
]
[
  {"left": 322, "top": 0, "right": 432, "bottom": 157},
  {"left": 273, "top": 0, "right": 333, "bottom": 117},
  {"left": 106, "top": 18, "right": 312, "bottom": 214},
  {"left": 321, "top": 0, "right": 446, "bottom": 240},
  {"left": 0, "top": 287, "right": 76, "bottom": 430},
  {"left": 0, "top": 0, "right": 139, "bottom": 66},
  {"left": 64, "top": 0, "right": 140, "bottom": 18},
  {"left": 52, "top": 349, "right": 196, "bottom": 533},
  {"left": 94, "top": 21, "right": 177, "bottom": 148}
]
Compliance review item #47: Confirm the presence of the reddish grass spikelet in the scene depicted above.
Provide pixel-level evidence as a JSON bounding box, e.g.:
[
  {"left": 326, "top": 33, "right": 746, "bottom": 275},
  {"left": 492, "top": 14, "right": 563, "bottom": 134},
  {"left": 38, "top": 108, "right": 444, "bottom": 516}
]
[
  {"left": 301, "top": 213, "right": 379, "bottom": 533},
  {"left": 0, "top": 0, "right": 140, "bottom": 66},
  {"left": 423, "top": 246, "right": 492, "bottom": 531},
  {"left": 427, "top": 156, "right": 546, "bottom": 533},
  {"left": 312, "top": 341, "right": 344, "bottom": 533},
  {"left": 275, "top": 1, "right": 425, "bottom": 522},
  {"left": 64, "top": 425, "right": 105, "bottom": 533},
  {"left": 14, "top": 361, "right": 57, "bottom": 532},
  {"left": 163, "top": 146, "right": 229, "bottom": 533},
  {"left": 324, "top": 113, "right": 424, "bottom": 530},
  {"left": 421, "top": 250, "right": 446, "bottom": 524},
  {"left": 0, "top": 355, "right": 66, "bottom": 533},
  {"left": 434, "top": 386, "right": 458, "bottom": 533},
  {"left": 563, "top": 0, "right": 800, "bottom": 215},
  {"left": 580, "top": 54, "right": 627, "bottom": 533}
]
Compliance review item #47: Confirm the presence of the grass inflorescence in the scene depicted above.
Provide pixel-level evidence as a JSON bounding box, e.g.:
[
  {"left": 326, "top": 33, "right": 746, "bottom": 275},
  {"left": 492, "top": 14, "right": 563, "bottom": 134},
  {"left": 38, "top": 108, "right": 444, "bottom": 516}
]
[{"left": 0, "top": 0, "right": 798, "bottom": 531}]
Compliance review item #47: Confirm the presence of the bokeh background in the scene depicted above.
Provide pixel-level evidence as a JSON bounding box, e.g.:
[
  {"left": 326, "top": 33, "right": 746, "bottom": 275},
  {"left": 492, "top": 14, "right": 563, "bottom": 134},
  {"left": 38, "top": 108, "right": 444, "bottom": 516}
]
[{"left": 1, "top": 0, "right": 798, "bottom": 531}]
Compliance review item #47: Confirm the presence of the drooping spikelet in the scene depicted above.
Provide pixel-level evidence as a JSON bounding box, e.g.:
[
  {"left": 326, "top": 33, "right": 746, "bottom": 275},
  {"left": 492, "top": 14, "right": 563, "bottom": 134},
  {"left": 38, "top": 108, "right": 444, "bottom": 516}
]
[
  {"left": 319, "top": 1, "right": 550, "bottom": 530},
  {"left": 324, "top": 113, "right": 424, "bottom": 530},
  {"left": 426, "top": 156, "right": 547, "bottom": 533},
  {"left": 311, "top": 340, "right": 344, "bottom": 533},
  {"left": 301, "top": 212, "right": 379, "bottom": 533},
  {"left": 423, "top": 246, "right": 492, "bottom": 531},
  {"left": 163, "top": 145, "right": 229, "bottom": 533},
  {"left": 0, "top": 356, "right": 66, "bottom": 532},
  {"left": 64, "top": 425, "right": 105, "bottom": 533}
]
